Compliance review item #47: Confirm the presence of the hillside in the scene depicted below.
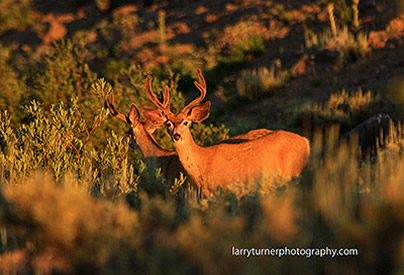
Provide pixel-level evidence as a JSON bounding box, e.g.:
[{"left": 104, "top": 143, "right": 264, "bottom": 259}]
[{"left": 1, "top": 0, "right": 403, "bottom": 133}]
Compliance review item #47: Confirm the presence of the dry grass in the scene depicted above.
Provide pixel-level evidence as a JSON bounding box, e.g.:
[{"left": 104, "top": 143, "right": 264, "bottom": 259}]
[
  {"left": 305, "top": 25, "right": 370, "bottom": 64},
  {"left": 300, "top": 88, "right": 379, "bottom": 124},
  {"left": 236, "top": 66, "right": 288, "bottom": 100}
]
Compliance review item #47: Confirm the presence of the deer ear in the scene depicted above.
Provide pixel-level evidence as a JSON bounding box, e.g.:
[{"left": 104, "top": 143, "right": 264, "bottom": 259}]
[
  {"left": 142, "top": 108, "right": 166, "bottom": 126},
  {"left": 128, "top": 104, "right": 140, "bottom": 125},
  {"left": 188, "top": 101, "right": 211, "bottom": 122}
]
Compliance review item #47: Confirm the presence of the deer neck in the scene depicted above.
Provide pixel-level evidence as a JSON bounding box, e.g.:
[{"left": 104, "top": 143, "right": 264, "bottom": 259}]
[
  {"left": 173, "top": 128, "right": 208, "bottom": 184},
  {"left": 134, "top": 123, "right": 174, "bottom": 158}
]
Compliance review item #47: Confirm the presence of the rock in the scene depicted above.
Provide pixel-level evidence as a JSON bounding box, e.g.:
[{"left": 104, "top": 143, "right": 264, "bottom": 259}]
[{"left": 291, "top": 57, "right": 311, "bottom": 77}]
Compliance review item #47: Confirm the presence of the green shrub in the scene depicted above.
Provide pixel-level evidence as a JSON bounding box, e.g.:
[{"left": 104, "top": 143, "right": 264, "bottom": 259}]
[
  {"left": 232, "top": 34, "right": 265, "bottom": 60},
  {"left": 236, "top": 66, "right": 288, "bottom": 100},
  {"left": 0, "top": 0, "right": 34, "bottom": 35},
  {"left": 0, "top": 43, "right": 27, "bottom": 123},
  {"left": 27, "top": 39, "right": 97, "bottom": 106},
  {"left": 190, "top": 123, "right": 230, "bottom": 146},
  {"left": 213, "top": 22, "right": 267, "bottom": 73},
  {"left": 103, "top": 59, "right": 130, "bottom": 80},
  {"left": 0, "top": 86, "right": 109, "bottom": 183},
  {"left": 298, "top": 88, "right": 380, "bottom": 128}
]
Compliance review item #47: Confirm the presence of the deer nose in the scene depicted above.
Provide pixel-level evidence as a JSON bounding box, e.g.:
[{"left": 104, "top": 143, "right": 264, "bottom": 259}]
[{"left": 173, "top": 133, "right": 181, "bottom": 141}]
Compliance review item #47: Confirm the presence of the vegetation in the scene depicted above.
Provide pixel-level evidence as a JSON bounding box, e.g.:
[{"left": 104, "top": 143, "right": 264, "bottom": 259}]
[
  {"left": 236, "top": 66, "right": 289, "bottom": 100},
  {"left": 0, "top": 0, "right": 34, "bottom": 35},
  {"left": 1, "top": 110, "right": 404, "bottom": 273},
  {"left": 0, "top": 0, "right": 403, "bottom": 274},
  {"left": 299, "top": 88, "right": 381, "bottom": 128},
  {"left": 304, "top": 25, "right": 370, "bottom": 66}
]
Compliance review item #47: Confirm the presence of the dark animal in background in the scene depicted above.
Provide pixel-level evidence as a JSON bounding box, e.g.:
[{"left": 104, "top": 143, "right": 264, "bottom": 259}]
[{"left": 339, "top": 113, "right": 392, "bottom": 157}]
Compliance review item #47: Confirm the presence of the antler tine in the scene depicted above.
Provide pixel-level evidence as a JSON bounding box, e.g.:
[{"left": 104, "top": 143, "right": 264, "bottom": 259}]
[
  {"left": 162, "top": 85, "right": 170, "bottom": 108},
  {"left": 105, "top": 93, "right": 128, "bottom": 123},
  {"left": 196, "top": 68, "right": 206, "bottom": 88},
  {"left": 182, "top": 68, "right": 207, "bottom": 115},
  {"left": 145, "top": 75, "right": 170, "bottom": 110}
]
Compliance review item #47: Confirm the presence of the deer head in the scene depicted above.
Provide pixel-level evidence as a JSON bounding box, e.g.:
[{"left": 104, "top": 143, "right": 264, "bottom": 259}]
[
  {"left": 104, "top": 76, "right": 170, "bottom": 151},
  {"left": 161, "top": 69, "right": 211, "bottom": 143}
]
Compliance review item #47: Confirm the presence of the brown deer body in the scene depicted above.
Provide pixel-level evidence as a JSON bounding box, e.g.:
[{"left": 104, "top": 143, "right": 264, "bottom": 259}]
[
  {"left": 172, "top": 128, "right": 309, "bottom": 194},
  {"left": 145, "top": 69, "right": 310, "bottom": 196}
]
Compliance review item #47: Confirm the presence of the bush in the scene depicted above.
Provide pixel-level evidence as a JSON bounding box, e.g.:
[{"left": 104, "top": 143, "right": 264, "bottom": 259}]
[
  {"left": 1, "top": 174, "right": 140, "bottom": 273},
  {"left": 0, "top": 0, "right": 34, "bottom": 35},
  {"left": 0, "top": 43, "right": 27, "bottom": 123},
  {"left": 236, "top": 66, "right": 288, "bottom": 100},
  {"left": 299, "top": 88, "right": 380, "bottom": 127},
  {"left": 305, "top": 26, "right": 370, "bottom": 65},
  {"left": 305, "top": 2, "right": 370, "bottom": 67},
  {"left": 232, "top": 34, "right": 265, "bottom": 60}
]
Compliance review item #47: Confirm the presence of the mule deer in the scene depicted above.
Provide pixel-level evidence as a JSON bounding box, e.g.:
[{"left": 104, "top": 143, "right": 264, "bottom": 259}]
[
  {"left": 105, "top": 91, "right": 188, "bottom": 186},
  {"left": 144, "top": 69, "right": 310, "bottom": 196},
  {"left": 105, "top": 77, "right": 272, "bottom": 186}
]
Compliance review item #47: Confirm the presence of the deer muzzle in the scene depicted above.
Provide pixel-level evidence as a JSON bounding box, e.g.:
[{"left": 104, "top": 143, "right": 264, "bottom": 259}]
[{"left": 173, "top": 133, "right": 181, "bottom": 142}]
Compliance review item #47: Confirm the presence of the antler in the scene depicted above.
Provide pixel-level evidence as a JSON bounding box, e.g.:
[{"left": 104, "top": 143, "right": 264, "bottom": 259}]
[
  {"left": 145, "top": 75, "right": 170, "bottom": 113},
  {"left": 181, "top": 68, "right": 207, "bottom": 115},
  {"left": 104, "top": 93, "right": 129, "bottom": 123}
]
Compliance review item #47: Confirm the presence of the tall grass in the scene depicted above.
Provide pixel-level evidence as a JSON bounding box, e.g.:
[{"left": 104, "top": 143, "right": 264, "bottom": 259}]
[
  {"left": 305, "top": 3, "right": 370, "bottom": 67},
  {"left": 299, "top": 88, "right": 380, "bottom": 127},
  {"left": 236, "top": 66, "right": 288, "bottom": 100}
]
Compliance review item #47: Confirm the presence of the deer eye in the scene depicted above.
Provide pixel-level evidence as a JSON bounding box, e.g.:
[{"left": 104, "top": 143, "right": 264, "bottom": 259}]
[
  {"left": 183, "top": 121, "right": 189, "bottom": 126},
  {"left": 165, "top": 121, "right": 173, "bottom": 128}
]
